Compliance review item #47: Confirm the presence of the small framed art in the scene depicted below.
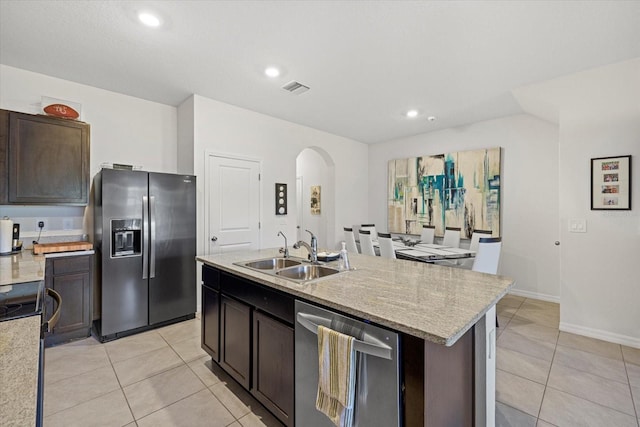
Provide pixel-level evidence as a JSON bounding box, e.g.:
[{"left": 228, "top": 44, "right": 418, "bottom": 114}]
[{"left": 590, "top": 155, "right": 631, "bottom": 210}]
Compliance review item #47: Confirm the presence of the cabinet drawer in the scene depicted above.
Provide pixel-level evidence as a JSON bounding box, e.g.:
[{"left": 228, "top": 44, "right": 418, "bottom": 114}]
[
  {"left": 202, "top": 265, "right": 220, "bottom": 290},
  {"left": 221, "top": 273, "right": 294, "bottom": 324},
  {"left": 52, "top": 255, "right": 91, "bottom": 275}
]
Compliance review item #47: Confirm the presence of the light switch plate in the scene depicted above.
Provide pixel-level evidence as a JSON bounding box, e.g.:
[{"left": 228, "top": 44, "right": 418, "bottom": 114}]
[{"left": 569, "top": 218, "right": 587, "bottom": 233}]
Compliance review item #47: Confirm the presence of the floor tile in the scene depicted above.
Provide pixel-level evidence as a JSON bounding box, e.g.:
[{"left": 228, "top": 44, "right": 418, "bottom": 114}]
[
  {"left": 44, "top": 343, "right": 111, "bottom": 385},
  {"left": 498, "top": 295, "right": 525, "bottom": 308},
  {"left": 123, "top": 364, "right": 206, "bottom": 420},
  {"left": 497, "top": 330, "right": 556, "bottom": 362},
  {"left": 105, "top": 330, "right": 169, "bottom": 363},
  {"left": 519, "top": 299, "right": 559, "bottom": 313},
  {"left": 113, "top": 346, "right": 183, "bottom": 387},
  {"left": 495, "top": 369, "right": 545, "bottom": 417},
  {"left": 511, "top": 309, "right": 559, "bottom": 329},
  {"left": 539, "top": 387, "right": 638, "bottom": 427},
  {"left": 553, "top": 344, "right": 628, "bottom": 384},
  {"left": 547, "top": 363, "right": 635, "bottom": 415},
  {"left": 557, "top": 332, "right": 623, "bottom": 360},
  {"left": 505, "top": 317, "right": 559, "bottom": 344},
  {"left": 136, "top": 389, "right": 235, "bottom": 427},
  {"left": 627, "top": 362, "right": 640, "bottom": 387},
  {"left": 497, "top": 305, "right": 519, "bottom": 318},
  {"left": 238, "top": 408, "right": 285, "bottom": 427},
  {"left": 157, "top": 318, "right": 200, "bottom": 345},
  {"left": 210, "top": 381, "right": 258, "bottom": 419},
  {"left": 495, "top": 401, "right": 537, "bottom": 427},
  {"left": 632, "top": 385, "right": 640, "bottom": 417},
  {"left": 623, "top": 345, "right": 640, "bottom": 366},
  {"left": 497, "top": 347, "right": 551, "bottom": 385},
  {"left": 169, "top": 334, "right": 208, "bottom": 363},
  {"left": 536, "top": 420, "right": 557, "bottom": 427},
  {"left": 188, "top": 356, "right": 223, "bottom": 387},
  {"left": 43, "top": 389, "right": 134, "bottom": 427}
]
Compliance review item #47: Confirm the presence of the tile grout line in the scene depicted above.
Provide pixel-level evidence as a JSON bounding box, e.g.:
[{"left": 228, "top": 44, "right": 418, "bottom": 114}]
[
  {"left": 621, "top": 350, "right": 640, "bottom": 423},
  {"left": 105, "top": 339, "right": 138, "bottom": 425},
  {"left": 535, "top": 311, "right": 560, "bottom": 425}
]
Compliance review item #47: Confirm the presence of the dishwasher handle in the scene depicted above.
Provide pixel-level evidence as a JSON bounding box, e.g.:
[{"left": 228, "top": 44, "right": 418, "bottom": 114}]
[{"left": 296, "top": 312, "right": 393, "bottom": 360}]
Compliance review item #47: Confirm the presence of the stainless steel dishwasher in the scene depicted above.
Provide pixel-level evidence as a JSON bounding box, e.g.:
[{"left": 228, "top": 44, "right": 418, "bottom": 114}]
[{"left": 295, "top": 300, "right": 401, "bottom": 427}]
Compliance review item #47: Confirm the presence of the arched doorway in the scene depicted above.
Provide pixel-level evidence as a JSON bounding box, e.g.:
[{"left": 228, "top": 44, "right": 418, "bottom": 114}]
[{"left": 295, "top": 147, "right": 336, "bottom": 250}]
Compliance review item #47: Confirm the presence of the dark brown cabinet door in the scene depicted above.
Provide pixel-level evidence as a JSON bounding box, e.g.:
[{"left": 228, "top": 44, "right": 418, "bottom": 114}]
[
  {"left": 252, "top": 311, "right": 294, "bottom": 427},
  {"left": 220, "top": 295, "right": 251, "bottom": 389},
  {"left": 201, "top": 284, "right": 220, "bottom": 362},
  {"left": 45, "top": 255, "right": 93, "bottom": 346},
  {"left": 7, "top": 111, "right": 89, "bottom": 205}
]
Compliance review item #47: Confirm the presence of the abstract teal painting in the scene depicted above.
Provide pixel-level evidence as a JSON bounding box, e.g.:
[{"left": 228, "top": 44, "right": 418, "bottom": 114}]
[{"left": 388, "top": 147, "right": 501, "bottom": 238}]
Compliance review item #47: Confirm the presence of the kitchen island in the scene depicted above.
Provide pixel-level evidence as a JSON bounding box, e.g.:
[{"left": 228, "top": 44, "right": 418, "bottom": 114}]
[{"left": 197, "top": 248, "right": 514, "bottom": 426}]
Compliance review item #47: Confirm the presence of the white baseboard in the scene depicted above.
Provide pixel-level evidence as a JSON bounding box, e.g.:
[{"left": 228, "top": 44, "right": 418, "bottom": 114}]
[
  {"left": 507, "top": 288, "right": 560, "bottom": 304},
  {"left": 560, "top": 322, "right": 640, "bottom": 349}
]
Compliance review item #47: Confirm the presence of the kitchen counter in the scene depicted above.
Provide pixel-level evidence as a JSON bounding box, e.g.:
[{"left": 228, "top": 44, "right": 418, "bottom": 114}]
[
  {"left": 0, "top": 314, "right": 42, "bottom": 426},
  {"left": 197, "top": 248, "right": 514, "bottom": 346},
  {"left": 0, "top": 249, "right": 95, "bottom": 286}
]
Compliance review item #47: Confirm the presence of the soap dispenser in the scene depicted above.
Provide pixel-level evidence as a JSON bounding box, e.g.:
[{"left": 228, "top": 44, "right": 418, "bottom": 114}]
[{"left": 339, "top": 241, "right": 351, "bottom": 271}]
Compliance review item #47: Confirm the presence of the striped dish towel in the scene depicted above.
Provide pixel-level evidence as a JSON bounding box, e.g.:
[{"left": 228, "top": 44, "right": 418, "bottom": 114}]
[{"left": 316, "top": 325, "right": 357, "bottom": 427}]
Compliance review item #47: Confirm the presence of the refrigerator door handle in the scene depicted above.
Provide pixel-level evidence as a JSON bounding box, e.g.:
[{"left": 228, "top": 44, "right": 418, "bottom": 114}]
[
  {"left": 150, "top": 196, "right": 156, "bottom": 279},
  {"left": 142, "top": 196, "right": 149, "bottom": 280}
]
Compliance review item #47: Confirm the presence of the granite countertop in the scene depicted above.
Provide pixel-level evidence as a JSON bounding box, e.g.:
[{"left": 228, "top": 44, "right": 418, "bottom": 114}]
[
  {"left": 0, "top": 249, "right": 95, "bottom": 286},
  {"left": 197, "top": 248, "right": 514, "bottom": 346},
  {"left": 0, "top": 313, "right": 41, "bottom": 426}
]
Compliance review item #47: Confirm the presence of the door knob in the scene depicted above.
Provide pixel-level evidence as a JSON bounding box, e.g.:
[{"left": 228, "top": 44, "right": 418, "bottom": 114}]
[
  {"left": 554, "top": 241, "right": 560, "bottom": 246},
  {"left": 211, "top": 236, "right": 218, "bottom": 242}
]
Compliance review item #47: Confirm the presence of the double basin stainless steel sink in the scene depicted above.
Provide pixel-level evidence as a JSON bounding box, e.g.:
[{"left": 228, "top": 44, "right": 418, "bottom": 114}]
[{"left": 235, "top": 257, "right": 341, "bottom": 283}]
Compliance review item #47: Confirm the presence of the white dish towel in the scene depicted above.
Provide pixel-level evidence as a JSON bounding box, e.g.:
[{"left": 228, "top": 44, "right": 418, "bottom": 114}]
[{"left": 316, "top": 325, "right": 357, "bottom": 427}]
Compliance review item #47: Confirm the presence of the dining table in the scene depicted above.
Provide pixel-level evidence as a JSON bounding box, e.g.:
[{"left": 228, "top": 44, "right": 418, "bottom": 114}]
[{"left": 372, "top": 238, "right": 476, "bottom": 263}]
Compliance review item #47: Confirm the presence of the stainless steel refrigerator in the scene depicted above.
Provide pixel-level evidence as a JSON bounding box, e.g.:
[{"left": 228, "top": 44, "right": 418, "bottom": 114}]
[{"left": 94, "top": 169, "right": 196, "bottom": 340}]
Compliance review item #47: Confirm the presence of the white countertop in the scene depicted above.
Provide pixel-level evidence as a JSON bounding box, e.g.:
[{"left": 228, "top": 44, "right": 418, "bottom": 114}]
[{"left": 197, "top": 248, "right": 514, "bottom": 346}]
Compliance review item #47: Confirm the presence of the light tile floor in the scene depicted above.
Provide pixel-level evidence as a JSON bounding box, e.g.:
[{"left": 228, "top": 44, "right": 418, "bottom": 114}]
[
  {"left": 43, "top": 316, "right": 284, "bottom": 427},
  {"left": 496, "top": 295, "right": 640, "bottom": 427},
  {"left": 43, "top": 298, "right": 640, "bottom": 426}
]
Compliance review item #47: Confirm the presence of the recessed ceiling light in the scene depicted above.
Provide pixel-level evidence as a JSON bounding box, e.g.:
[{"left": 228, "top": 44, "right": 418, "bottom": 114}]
[
  {"left": 427, "top": 116, "right": 437, "bottom": 122},
  {"left": 406, "top": 110, "right": 419, "bottom": 118},
  {"left": 265, "top": 67, "right": 281, "bottom": 78},
  {"left": 138, "top": 12, "right": 161, "bottom": 27}
]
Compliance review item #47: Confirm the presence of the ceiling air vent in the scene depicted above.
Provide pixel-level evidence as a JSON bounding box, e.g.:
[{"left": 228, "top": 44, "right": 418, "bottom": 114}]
[{"left": 282, "top": 81, "right": 310, "bottom": 95}]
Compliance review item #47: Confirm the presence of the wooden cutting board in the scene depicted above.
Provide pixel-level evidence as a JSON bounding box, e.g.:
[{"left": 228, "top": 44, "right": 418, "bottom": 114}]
[{"left": 33, "top": 241, "right": 93, "bottom": 255}]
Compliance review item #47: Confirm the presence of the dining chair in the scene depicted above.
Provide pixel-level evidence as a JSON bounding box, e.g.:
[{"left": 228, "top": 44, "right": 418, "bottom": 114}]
[
  {"left": 360, "top": 224, "right": 377, "bottom": 241},
  {"left": 377, "top": 232, "right": 396, "bottom": 259},
  {"left": 442, "top": 227, "right": 461, "bottom": 248},
  {"left": 472, "top": 237, "right": 503, "bottom": 328},
  {"left": 472, "top": 237, "right": 502, "bottom": 274},
  {"left": 420, "top": 225, "right": 435, "bottom": 244},
  {"left": 343, "top": 227, "right": 359, "bottom": 253},
  {"left": 458, "top": 229, "right": 493, "bottom": 269},
  {"left": 358, "top": 230, "right": 376, "bottom": 256}
]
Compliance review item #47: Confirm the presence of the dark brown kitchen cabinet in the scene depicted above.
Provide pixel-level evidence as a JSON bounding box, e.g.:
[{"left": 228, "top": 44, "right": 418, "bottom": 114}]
[
  {"left": 0, "top": 109, "right": 90, "bottom": 205},
  {"left": 220, "top": 295, "right": 252, "bottom": 389},
  {"left": 201, "top": 283, "right": 220, "bottom": 361},
  {"left": 253, "top": 310, "right": 294, "bottom": 427},
  {"left": 201, "top": 265, "right": 295, "bottom": 426},
  {"left": 44, "top": 254, "right": 93, "bottom": 346}
]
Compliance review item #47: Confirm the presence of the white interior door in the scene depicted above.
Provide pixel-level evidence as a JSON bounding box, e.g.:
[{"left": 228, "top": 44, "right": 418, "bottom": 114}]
[{"left": 208, "top": 155, "right": 260, "bottom": 254}]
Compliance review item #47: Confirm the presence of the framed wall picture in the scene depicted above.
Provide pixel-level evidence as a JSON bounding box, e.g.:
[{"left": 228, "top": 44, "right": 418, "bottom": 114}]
[
  {"left": 310, "top": 185, "right": 321, "bottom": 215},
  {"left": 591, "top": 155, "right": 632, "bottom": 210}
]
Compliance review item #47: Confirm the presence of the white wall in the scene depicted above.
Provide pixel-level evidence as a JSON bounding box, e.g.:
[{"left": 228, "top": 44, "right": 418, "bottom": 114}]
[
  {"left": 0, "top": 65, "right": 178, "bottom": 238},
  {"left": 181, "top": 94, "right": 369, "bottom": 262},
  {"left": 369, "top": 114, "right": 561, "bottom": 301},
  {"left": 296, "top": 148, "right": 332, "bottom": 249},
  {"left": 556, "top": 61, "right": 640, "bottom": 347}
]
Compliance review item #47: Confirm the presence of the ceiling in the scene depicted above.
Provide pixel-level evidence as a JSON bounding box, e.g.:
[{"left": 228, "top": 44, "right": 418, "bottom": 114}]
[{"left": 1, "top": 1, "right": 639, "bottom": 144}]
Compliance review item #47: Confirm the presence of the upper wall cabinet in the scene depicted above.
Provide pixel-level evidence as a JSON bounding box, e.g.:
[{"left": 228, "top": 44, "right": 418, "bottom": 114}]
[{"left": 0, "top": 109, "right": 90, "bottom": 205}]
